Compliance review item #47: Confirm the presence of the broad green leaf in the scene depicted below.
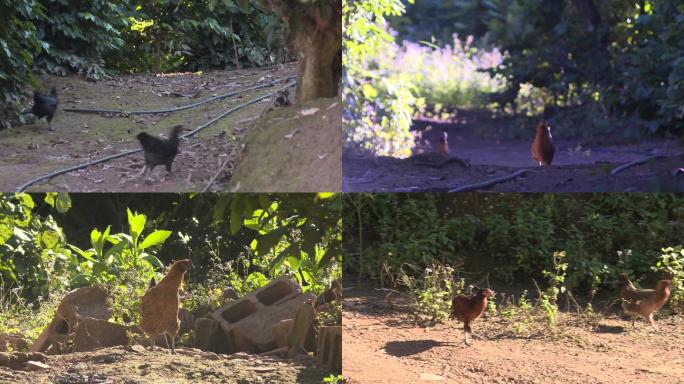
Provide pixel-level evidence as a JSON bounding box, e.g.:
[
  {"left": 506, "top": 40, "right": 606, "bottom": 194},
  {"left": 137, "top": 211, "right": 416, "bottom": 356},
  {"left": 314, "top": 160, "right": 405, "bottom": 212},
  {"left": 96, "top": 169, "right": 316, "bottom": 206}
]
[{"left": 139, "top": 230, "right": 172, "bottom": 249}]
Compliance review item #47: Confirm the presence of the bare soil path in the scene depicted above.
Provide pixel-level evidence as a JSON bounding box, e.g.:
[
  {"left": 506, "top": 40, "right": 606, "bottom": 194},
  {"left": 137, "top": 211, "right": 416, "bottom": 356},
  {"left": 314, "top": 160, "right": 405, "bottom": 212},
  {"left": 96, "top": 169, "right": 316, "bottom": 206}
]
[
  {"left": 343, "top": 112, "right": 684, "bottom": 192},
  {"left": 343, "top": 286, "right": 684, "bottom": 384},
  {"left": 0, "top": 345, "right": 325, "bottom": 384}
]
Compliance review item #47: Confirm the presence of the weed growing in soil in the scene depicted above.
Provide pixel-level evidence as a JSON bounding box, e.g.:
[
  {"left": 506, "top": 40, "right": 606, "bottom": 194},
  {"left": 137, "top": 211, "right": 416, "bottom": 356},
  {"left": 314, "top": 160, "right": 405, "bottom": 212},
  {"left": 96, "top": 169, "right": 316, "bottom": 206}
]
[
  {"left": 399, "top": 262, "right": 465, "bottom": 320},
  {"left": 323, "top": 374, "right": 343, "bottom": 383},
  {"left": 0, "top": 287, "right": 62, "bottom": 348},
  {"left": 539, "top": 251, "right": 568, "bottom": 328}
]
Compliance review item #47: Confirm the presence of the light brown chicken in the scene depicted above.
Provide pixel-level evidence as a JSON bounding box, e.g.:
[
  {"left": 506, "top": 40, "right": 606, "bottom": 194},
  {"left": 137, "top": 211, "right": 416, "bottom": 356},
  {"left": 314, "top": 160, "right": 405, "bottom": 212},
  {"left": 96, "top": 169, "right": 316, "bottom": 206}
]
[
  {"left": 531, "top": 120, "right": 555, "bottom": 166},
  {"left": 450, "top": 288, "right": 494, "bottom": 345},
  {"left": 618, "top": 273, "right": 672, "bottom": 330},
  {"left": 140, "top": 259, "right": 193, "bottom": 352}
]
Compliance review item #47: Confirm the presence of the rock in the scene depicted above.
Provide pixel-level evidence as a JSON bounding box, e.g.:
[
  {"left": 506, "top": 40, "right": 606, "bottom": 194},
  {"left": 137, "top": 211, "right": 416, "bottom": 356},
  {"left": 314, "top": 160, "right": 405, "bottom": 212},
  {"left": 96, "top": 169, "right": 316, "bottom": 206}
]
[
  {"left": 287, "top": 302, "right": 316, "bottom": 358},
  {"left": 126, "top": 345, "right": 147, "bottom": 354},
  {"left": 273, "top": 319, "right": 294, "bottom": 348},
  {"left": 72, "top": 317, "right": 128, "bottom": 352},
  {"left": 0, "top": 351, "right": 48, "bottom": 370},
  {"left": 31, "top": 285, "right": 111, "bottom": 354},
  {"left": 316, "top": 326, "right": 341, "bottom": 374},
  {"left": 212, "top": 277, "right": 315, "bottom": 354},
  {"left": 0, "top": 333, "right": 29, "bottom": 352},
  {"left": 25, "top": 360, "right": 50, "bottom": 371},
  {"left": 178, "top": 308, "right": 195, "bottom": 335},
  {"left": 194, "top": 318, "right": 219, "bottom": 352},
  {"left": 201, "top": 352, "right": 220, "bottom": 360}
]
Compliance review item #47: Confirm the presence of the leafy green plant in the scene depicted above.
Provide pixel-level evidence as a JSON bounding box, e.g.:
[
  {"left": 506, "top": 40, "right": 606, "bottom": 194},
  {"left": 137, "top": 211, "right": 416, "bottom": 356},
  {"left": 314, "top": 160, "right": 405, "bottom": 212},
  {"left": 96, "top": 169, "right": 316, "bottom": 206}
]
[
  {"left": 0, "top": 0, "right": 45, "bottom": 129},
  {"left": 539, "top": 251, "right": 568, "bottom": 328},
  {"left": 67, "top": 208, "right": 170, "bottom": 324},
  {"left": 654, "top": 245, "right": 684, "bottom": 312},
  {"left": 399, "top": 262, "right": 464, "bottom": 320},
  {"left": 323, "top": 374, "right": 344, "bottom": 384},
  {"left": 342, "top": 0, "right": 418, "bottom": 157},
  {"left": 0, "top": 193, "right": 74, "bottom": 300},
  {"left": 32, "top": 0, "right": 132, "bottom": 80}
]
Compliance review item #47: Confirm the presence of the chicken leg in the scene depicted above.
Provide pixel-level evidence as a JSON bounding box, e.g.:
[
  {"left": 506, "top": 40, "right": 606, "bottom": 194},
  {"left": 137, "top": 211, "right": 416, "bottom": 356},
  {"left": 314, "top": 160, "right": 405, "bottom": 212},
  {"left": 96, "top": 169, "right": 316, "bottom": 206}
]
[{"left": 648, "top": 313, "right": 659, "bottom": 331}]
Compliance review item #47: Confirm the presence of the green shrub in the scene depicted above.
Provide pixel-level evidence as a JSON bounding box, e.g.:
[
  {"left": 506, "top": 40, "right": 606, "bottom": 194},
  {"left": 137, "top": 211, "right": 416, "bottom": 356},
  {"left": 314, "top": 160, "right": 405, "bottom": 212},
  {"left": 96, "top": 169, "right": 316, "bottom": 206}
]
[
  {"left": 342, "top": 0, "right": 418, "bottom": 158},
  {"left": 0, "top": 0, "right": 44, "bottom": 129},
  {"left": 655, "top": 246, "right": 684, "bottom": 312}
]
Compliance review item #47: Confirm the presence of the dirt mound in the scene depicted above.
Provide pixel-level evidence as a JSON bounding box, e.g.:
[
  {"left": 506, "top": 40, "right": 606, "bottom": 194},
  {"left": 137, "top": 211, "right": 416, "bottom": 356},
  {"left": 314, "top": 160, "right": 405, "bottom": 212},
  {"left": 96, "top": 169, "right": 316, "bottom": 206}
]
[
  {"left": 343, "top": 287, "right": 684, "bottom": 384},
  {"left": 228, "top": 97, "right": 341, "bottom": 192},
  {"left": 0, "top": 345, "right": 326, "bottom": 384}
]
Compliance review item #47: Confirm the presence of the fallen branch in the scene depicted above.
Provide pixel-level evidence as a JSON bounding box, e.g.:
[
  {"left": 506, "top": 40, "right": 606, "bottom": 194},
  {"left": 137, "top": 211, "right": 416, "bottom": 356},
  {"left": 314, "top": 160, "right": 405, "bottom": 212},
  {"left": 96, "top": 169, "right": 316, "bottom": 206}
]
[
  {"left": 448, "top": 169, "right": 529, "bottom": 192},
  {"left": 202, "top": 146, "right": 238, "bottom": 192},
  {"left": 610, "top": 154, "right": 668, "bottom": 175}
]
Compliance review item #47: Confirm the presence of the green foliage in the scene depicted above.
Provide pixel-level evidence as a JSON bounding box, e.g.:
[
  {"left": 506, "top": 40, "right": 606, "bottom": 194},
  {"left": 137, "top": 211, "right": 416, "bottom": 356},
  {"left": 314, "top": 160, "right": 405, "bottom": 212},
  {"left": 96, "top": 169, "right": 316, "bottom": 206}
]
[
  {"left": 323, "top": 374, "right": 344, "bottom": 384},
  {"left": 342, "top": 0, "right": 418, "bottom": 157},
  {"left": 408, "top": 0, "right": 684, "bottom": 135},
  {"left": 345, "top": 194, "right": 684, "bottom": 296},
  {"left": 32, "top": 0, "right": 131, "bottom": 80},
  {"left": 222, "top": 193, "right": 342, "bottom": 295},
  {"left": 66, "top": 209, "right": 170, "bottom": 324},
  {"left": 0, "top": 0, "right": 45, "bottom": 129},
  {"left": 0, "top": 193, "right": 73, "bottom": 300},
  {"left": 110, "top": 0, "right": 283, "bottom": 73},
  {"left": 539, "top": 251, "right": 568, "bottom": 328},
  {"left": 398, "top": 262, "right": 464, "bottom": 320},
  {"left": 0, "top": 289, "right": 61, "bottom": 346},
  {"left": 654, "top": 246, "right": 684, "bottom": 312}
]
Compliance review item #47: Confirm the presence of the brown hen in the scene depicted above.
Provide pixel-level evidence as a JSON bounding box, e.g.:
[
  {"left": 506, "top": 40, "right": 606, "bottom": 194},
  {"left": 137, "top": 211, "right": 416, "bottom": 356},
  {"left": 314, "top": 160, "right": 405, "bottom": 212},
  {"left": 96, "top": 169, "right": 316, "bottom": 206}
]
[
  {"left": 618, "top": 273, "right": 672, "bottom": 330},
  {"left": 531, "top": 120, "right": 555, "bottom": 166},
  {"left": 140, "top": 259, "right": 193, "bottom": 352}
]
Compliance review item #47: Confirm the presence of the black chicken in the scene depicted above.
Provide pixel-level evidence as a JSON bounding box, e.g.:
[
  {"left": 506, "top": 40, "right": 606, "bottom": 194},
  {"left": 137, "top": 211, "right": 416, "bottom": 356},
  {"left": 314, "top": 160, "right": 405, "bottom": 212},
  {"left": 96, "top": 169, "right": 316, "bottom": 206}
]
[
  {"left": 32, "top": 87, "right": 58, "bottom": 130},
  {"left": 136, "top": 124, "right": 184, "bottom": 179}
]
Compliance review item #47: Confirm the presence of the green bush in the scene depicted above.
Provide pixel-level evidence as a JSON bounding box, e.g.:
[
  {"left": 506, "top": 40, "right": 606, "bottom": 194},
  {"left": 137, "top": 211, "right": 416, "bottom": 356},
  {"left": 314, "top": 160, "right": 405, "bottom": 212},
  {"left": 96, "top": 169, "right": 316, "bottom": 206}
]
[
  {"left": 32, "top": 0, "right": 131, "bottom": 80},
  {"left": 345, "top": 194, "right": 684, "bottom": 296},
  {"left": 0, "top": 0, "right": 45, "bottom": 129},
  {"left": 342, "top": 0, "right": 418, "bottom": 158}
]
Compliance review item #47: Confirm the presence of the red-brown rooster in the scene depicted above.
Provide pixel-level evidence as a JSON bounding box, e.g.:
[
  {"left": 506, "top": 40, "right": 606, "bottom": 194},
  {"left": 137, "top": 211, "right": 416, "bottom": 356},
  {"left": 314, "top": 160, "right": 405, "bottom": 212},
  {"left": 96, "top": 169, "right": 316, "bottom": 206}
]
[{"left": 450, "top": 288, "right": 494, "bottom": 346}]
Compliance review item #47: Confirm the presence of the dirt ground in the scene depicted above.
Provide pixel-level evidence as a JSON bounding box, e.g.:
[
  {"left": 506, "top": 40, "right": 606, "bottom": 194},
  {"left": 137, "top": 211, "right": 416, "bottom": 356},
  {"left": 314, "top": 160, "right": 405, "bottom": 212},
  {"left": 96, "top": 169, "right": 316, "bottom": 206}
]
[
  {"left": 0, "top": 64, "right": 313, "bottom": 192},
  {"left": 343, "top": 112, "right": 684, "bottom": 192},
  {"left": 343, "top": 286, "right": 684, "bottom": 384},
  {"left": 0, "top": 345, "right": 326, "bottom": 384},
  {"left": 228, "top": 97, "right": 341, "bottom": 192}
]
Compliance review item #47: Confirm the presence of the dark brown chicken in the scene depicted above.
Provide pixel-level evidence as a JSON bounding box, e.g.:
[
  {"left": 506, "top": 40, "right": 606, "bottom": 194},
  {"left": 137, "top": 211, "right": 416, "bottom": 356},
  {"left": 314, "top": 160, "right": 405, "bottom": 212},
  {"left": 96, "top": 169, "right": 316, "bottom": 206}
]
[
  {"left": 531, "top": 120, "right": 555, "bottom": 166},
  {"left": 450, "top": 288, "right": 494, "bottom": 345},
  {"left": 136, "top": 125, "right": 184, "bottom": 179},
  {"left": 436, "top": 131, "right": 450, "bottom": 157},
  {"left": 31, "top": 87, "right": 58, "bottom": 131},
  {"left": 618, "top": 273, "right": 672, "bottom": 330}
]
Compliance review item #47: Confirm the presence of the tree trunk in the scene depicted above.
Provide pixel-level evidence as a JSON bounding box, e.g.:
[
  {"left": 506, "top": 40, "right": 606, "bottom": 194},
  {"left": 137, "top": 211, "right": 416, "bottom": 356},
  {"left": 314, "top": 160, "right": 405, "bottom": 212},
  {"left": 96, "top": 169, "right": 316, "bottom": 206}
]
[{"left": 262, "top": 0, "right": 342, "bottom": 103}]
